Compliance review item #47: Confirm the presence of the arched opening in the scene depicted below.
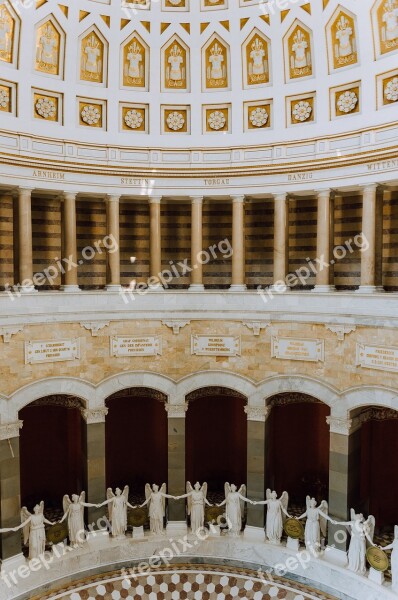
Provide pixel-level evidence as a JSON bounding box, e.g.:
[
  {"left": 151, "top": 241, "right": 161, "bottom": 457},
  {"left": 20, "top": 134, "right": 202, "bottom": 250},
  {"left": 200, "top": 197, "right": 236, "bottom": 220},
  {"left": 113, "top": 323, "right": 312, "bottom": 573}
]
[
  {"left": 186, "top": 387, "right": 247, "bottom": 499},
  {"left": 356, "top": 407, "right": 398, "bottom": 532},
  {"left": 19, "top": 396, "right": 85, "bottom": 509},
  {"left": 267, "top": 393, "right": 330, "bottom": 509},
  {"left": 105, "top": 388, "right": 168, "bottom": 502}
]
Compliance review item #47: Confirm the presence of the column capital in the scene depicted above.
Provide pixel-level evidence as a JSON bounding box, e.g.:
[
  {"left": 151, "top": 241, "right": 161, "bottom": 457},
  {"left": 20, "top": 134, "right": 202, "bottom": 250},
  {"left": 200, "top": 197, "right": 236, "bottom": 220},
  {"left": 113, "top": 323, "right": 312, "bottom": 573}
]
[
  {"left": 244, "top": 405, "right": 271, "bottom": 422},
  {"left": 148, "top": 195, "right": 162, "bottom": 204},
  {"left": 230, "top": 195, "right": 245, "bottom": 204},
  {"left": 362, "top": 183, "right": 379, "bottom": 194},
  {"left": 81, "top": 407, "right": 108, "bottom": 424},
  {"left": 105, "top": 194, "right": 121, "bottom": 203},
  {"left": 165, "top": 403, "right": 188, "bottom": 418},
  {"left": 18, "top": 187, "right": 34, "bottom": 196},
  {"left": 273, "top": 192, "right": 288, "bottom": 201},
  {"left": 326, "top": 415, "right": 362, "bottom": 435},
  {"left": 0, "top": 420, "right": 23, "bottom": 440},
  {"left": 190, "top": 196, "right": 204, "bottom": 205},
  {"left": 316, "top": 188, "right": 331, "bottom": 198},
  {"left": 60, "top": 191, "right": 77, "bottom": 201}
]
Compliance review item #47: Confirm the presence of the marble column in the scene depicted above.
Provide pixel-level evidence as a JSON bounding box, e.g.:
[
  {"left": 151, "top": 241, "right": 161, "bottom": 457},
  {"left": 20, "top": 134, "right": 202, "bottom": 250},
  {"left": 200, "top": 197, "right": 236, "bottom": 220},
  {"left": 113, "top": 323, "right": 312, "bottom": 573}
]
[
  {"left": 0, "top": 422, "right": 23, "bottom": 561},
  {"left": 81, "top": 408, "right": 108, "bottom": 528},
  {"left": 230, "top": 195, "right": 246, "bottom": 291},
  {"left": 326, "top": 416, "right": 362, "bottom": 556},
  {"left": 149, "top": 196, "right": 162, "bottom": 289},
  {"left": 165, "top": 403, "right": 187, "bottom": 532},
  {"left": 314, "top": 189, "right": 336, "bottom": 292},
  {"left": 189, "top": 196, "right": 205, "bottom": 291},
  {"left": 244, "top": 405, "right": 270, "bottom": 538},
  {"left": 17, "top": 188, "right": 35, "bottom": 292},
  {"left": 105, "top": 195, "right": 121, "bottom": 291},
  {"left": 271, "top": 193, "right": 289, "bottom": 291},
  {"left": 61, "top": 192, "right": 80, "bottom": 292},
  {"left": 358, "top": 184, "right": 383, "bottom": 293}
]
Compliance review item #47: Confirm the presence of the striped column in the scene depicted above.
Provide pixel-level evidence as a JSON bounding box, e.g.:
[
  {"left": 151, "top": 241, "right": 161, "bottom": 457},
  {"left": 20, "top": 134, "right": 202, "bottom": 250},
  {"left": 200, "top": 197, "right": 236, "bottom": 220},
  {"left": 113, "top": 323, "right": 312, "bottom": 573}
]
[
  {"left": 0, "top": 422, "right": 23, "bottom": 560},
  {"left": 327, "top": 415, "right": 362, "bottom": 555}
]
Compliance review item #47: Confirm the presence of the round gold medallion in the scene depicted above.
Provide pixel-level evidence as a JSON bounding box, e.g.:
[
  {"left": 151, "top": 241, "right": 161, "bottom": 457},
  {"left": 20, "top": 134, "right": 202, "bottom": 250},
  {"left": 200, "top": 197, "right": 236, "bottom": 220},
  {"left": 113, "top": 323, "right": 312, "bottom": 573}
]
[
  {"left": 283, "top": 518, "right": 304, "bottom": 540},
  {"left": 46, "top": 522, "right": 68, "bottom": 545},
  {"left": 128, "top": 508, "right": 147, "bottom": 528},
  {"left": 366, "top": 547, "right": 389, "bottom": 572}
]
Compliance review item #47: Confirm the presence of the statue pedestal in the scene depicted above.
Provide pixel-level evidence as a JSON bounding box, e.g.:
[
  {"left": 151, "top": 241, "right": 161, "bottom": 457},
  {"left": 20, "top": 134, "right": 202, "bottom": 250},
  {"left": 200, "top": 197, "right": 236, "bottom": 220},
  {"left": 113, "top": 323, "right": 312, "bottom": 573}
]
[
  {"left": 86, "top": 528, "right": 109, "bottom": 542},
  {"left": 243, "top": 526, "right": 265, "bottom": 541},
  {"left": 132, "top": 526, "right": 145, "bottom": 540},
  {"left": 166, "top": 521, "right": 188, "bottom": 536},
  {"left": 286, "top": 537, "right": 300, "bottom": 551},
  {"left": 324, "top": 546, "right": 348, "bottom": 567},
  {"left": 368, "top": 567, "right": 384, "bottom": 585},
  {"left": 208, "top": 524, "right": 221, "bottom": 537}
]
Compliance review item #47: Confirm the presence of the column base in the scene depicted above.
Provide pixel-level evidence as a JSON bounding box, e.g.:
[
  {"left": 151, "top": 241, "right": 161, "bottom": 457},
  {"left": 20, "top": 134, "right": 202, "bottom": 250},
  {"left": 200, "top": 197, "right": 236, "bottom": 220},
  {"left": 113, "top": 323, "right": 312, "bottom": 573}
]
[
  {"left": 166, "top": 521, "right": 188, "bottom": 536},
  {"left": 106, "top": 284, "right": 122, "bottom": 292},
  {"left": 268, "top": 284, "right": 289, "bottom": 293},
  {"left": 228, "top": 284, "right": 247, "bottom": 292},
  {"left": 286, "top": 537, "right": 300, "bottom": 551},
  {"left": 324, "top": 545, "right": 348, "bottom": 567},
  {"left": 312, "top": 285, "right": 336, "bottom": 293},
  {"left": 148, "top": 284, "right": 164, "bottom": 292},
  {"left": 356, "top": 285, "right": 385, "bottom": 293},
  {"left": 368, "top": 567, "right": 384, "bottom": 585},
  {"left": 60, "top": 285, "right": 81, "bottom": 293},
  {"left": 19, "top": 285, "right": 37, "bottom": 293},
  {"left": 243, "top": 526, "right": 265, "bottom": 541},
  {"left": 188, "top": 284, "right": 205, "bottom": 292},
  {"left": 132, "top": 526, "right": 145, "bottom": 540}
]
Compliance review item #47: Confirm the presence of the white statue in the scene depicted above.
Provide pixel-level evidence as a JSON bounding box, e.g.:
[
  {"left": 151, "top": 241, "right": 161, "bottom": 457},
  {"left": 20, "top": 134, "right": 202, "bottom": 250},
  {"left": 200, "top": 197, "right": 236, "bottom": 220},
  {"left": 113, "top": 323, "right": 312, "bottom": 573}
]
[
  {"left": 140, "top": 484, "right": 176, "bottom": 535},
  {"left": 333, "top": 509, "right": 375, "bottom": 575},
  {"left": 60, "top": 492, "right": 96, "bottom": 547},
  {"left": 37, "top": 24, "right": 57, "bottom": 68},
  {"left": 0, "top": 502, "right": 56, "bottom": 559},
  {"left": 217, "top": 483, "right": 252, "bottom": 536},
  {"left": 209, "top": 43, "right": 224, "bottom": 81},
  {"left": 97, "top": 486, "right": 136, "bottom": 539},
  {"left": 297, "top": 496, "right": 332, "bottom": 555},
  {"left": 382, "top": 0, "right": 398, "bottom": 44},
  {"left": 126, "top": 42, "right": 142, "bottom": 79},
  {"left": 254, "top": 490, "right": 289, "bottom": 544},
  {"left": 335, "top": 15, "right": 354, "bottom": 60},
  {"left": 178, "top": 482, "right": 212, "bottom": 533},
  {"left": 291, "top": 30, "right": 309, "bottom": 70},
  {"left": 379, "top": 525, "right": 398, "bottom": 591}
]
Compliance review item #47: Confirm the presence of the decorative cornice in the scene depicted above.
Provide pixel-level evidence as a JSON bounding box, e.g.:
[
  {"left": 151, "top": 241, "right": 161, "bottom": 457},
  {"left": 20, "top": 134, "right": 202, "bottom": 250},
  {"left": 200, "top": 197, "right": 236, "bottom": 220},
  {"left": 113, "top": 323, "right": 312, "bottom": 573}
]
[
  {"left": 269, "top": 393, "right": 322, "bottom": 407},
  {"left": 162, "top": 320, "right": 190, "bottom": 335},
  {"left": 0, "top": 325, "right": 24, "bottom": 343},
  {"left": 165, "top": 403, "right": 188, "bottom": 418},
  {"left": 186, "top": 387, "right": 246, "bottom": 402},
  {"left": 31, "top": 395, "right": 84, "bottom": 410},
  {"left": 80, "top": 321, "right": 110, "bottom": 336},
  {"left": 81, "top": 407, "right": 108, "bottom": 424},
  {"left": 244, "top": 405, "right": 271, "bottom": 422},
  {"left": 242, "top": 321, "right": 270, "bottom": 336},
  {"left": 326, "top": 325, "right": 356, "bottom": 341},
  {"left": 0, "top": 420, "right": 23, "bottom": 440}
]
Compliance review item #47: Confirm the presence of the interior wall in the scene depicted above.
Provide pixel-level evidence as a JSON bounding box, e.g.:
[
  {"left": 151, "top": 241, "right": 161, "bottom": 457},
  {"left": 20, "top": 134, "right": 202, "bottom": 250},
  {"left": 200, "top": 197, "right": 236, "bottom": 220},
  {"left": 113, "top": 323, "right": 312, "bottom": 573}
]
[
  {"left": 245, "top": 200, "right": 273, "bottom": 289},
  {"left": 105, "top": 395, "right": 168, "bottom": 493},
  {"left": 334, "top": 194, "right": 362, "bottom": 290},
  {"left": 19, "top": 405, "right": 84, "bottom": 508},
  {"left": 161, "top": 202, "right": 191, "bottom": 289},
  {"left": 186, "top": 394, "right": 247, "bottom": 493},
  {"left": 32, "top": 196, "right": 62, "bottom": 289},
  {"left": 267, "top": 402, "right": 330, "bottom": 504},
  {"left": 0, "top": 193, "right": 14, "bottom": 291},
  {"left": 202, "top": 202, "right": 232, "bottom": 289},
  {"left": 383, "top": 191, "right": 398, "bottom": 292},
  {"left": 76, "top": 199, "right": 107, "bottom": 289},
  {"left": 120, "top": 201, "right": 150, "bottom": 287},
  {"left": 289, "top": 197, "right": 317, "bottom": 289}
]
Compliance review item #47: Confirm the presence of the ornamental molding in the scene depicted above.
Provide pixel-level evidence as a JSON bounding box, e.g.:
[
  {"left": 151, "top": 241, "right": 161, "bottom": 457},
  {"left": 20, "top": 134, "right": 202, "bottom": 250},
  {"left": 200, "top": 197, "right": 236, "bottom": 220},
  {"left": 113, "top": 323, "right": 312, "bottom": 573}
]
[
  {"left": 80, "top": 321, "right": 110, "bottom": 336},
  {"left": 242, "top": 321, "right": 270, "bottom": 336},
  {"left": 162, "top": 320, "right": 190, "bottom": 335},
  {"left": 81, "top": 407, "right": 109, "bottom": 424},
  {"left": 326, "top": 325, "right": 356, "bottom": 341},
  {"left": 186, "top": 387, "right": 246, "bottom": 402},
  {"left": 0, "top": 325, "right": 24, "bottom": 343},
  {"left": 107, "top": 388, "right": 167, "bottom": 403},
  {"left": 31, "top": 395, "right": 84, "bottom": 410},
  {"left": 326, "top": 416, "right": 360, "bottom": 435},
  {"left": 244, "top": 405, "right": 271, "bottom": 422},
  {"left": 165, "top": 403, "right": 188, "bottom": 418},
  {"left": 0, "top": 420, "right": 23, "bottom": 440},
  {"left": 269, "top": 393, "right": 322, "bottom": 407}
]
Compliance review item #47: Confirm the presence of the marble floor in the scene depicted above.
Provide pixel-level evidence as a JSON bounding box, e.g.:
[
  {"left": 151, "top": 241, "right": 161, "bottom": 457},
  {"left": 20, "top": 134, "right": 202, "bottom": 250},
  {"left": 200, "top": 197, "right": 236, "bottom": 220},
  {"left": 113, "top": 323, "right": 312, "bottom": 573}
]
[{"left": 35, "top": 565, "right": 338, "bottom": 600}]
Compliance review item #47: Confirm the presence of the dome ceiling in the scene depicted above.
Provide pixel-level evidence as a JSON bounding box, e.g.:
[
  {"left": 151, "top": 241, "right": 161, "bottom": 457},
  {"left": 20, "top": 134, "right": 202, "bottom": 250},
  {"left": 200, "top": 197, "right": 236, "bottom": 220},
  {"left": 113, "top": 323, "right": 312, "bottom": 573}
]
[{"left": 0, "top": 0, "right": 397, "bottom": 148}]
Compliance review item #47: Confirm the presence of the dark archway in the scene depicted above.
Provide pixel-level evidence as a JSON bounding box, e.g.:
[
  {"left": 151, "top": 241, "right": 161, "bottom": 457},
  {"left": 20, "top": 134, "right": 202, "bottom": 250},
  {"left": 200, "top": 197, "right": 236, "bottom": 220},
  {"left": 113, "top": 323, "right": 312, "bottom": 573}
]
[
  {"left": 358, "top": 407, "right": 398, "bottom": 529},
  {"left": 105, "top": 388, "right": 168, "bottom": 499},
  {"left": 267, "top": 393, "right": 330, "bottom": 506},
  {"left": 186, "top": 387, "right": 247, "bottom": 495},
  {"left": 19, "top": 396, "right": 85, "bottom": 509}
]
